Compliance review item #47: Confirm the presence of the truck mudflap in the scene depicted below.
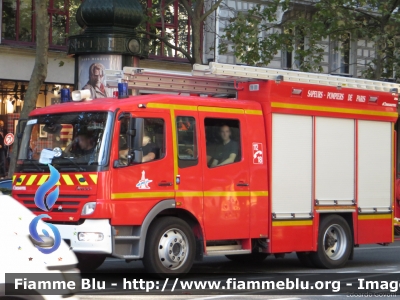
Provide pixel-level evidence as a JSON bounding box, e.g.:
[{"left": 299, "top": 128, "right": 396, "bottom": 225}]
[{"left": 54, "top": 219, "right": 112, "bottom": 254}]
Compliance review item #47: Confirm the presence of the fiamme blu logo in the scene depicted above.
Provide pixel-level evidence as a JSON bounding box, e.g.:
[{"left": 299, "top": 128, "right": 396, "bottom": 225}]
[{"left": 28, "top": 164, "right": 62, "bottom": 254}]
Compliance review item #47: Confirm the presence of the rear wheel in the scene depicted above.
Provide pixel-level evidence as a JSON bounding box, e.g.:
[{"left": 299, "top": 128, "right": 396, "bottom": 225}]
[
  {"left": 225, "top": 253, "right": 268, "bottom": 263},
  {"left": 311, "top": 215, "right": 352, "bottom": 268},
  {"left": 76, "top": 253, "right": 106, "bottom": 272},
  {"left": 143, "top": 217, "right": 195, "bottom": 277}
]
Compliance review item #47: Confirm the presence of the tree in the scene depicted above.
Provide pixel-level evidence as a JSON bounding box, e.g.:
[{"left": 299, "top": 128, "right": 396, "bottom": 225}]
[
  {"left": 220, "top": 0, "right": 400, "bottom": 80},
  {"left": 138, "top": 0, "right": 225, "bottom": 65},
  {"left": 8, "top": 0, "right": 49, "bottom": 177}
]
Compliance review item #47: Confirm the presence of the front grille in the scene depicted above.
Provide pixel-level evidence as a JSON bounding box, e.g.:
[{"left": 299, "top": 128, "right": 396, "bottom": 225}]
[
  {"left": 16, "top": 194, "right": 90, "bottom": 199},
  {"left": 16, "top": 193, "right": 91, "bottom": 214},
  {"left": 23, "top": 200, "right": 80, "bottom": 212}
]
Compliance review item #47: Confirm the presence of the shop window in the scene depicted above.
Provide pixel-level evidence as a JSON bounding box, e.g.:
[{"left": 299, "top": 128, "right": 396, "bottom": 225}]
[
  {"left": 204, "top": 118, "right": 241, "bottom": 168},
  {"left": 1, "top": 0, "right": 82, "bottom": 48}
]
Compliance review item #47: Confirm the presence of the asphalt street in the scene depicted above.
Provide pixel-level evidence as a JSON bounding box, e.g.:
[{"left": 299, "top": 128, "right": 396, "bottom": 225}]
[{"left": 75, "top": 239, "right": 400, "bottom": 300}]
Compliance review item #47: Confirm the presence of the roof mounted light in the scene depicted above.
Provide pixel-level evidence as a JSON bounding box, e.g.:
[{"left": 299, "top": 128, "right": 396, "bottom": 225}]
[
  {"left": 369, "top": 96, "right": 378, "bottom": 103},
  {"left": 275, "top": 75, "right": 284, "bottom": 83},
  {"left": 71, "top": 90, "right": 92, "bottom": 102},
  {"left": 118, "top": 83, "right": 129, "bottom": 99},
  {"left": 292, "top": 88, "right": 302, "bottom": 95}
]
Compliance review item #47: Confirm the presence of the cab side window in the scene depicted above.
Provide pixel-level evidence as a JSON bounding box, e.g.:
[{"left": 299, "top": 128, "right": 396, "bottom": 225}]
[
  {"left": 204, "top": 118, "right": 241, "bottom": 168},
  {"left": 118, "top": 117, "right": 165, "bottom": 165},
  {"left": 143, "top": 118, "right": 165, "bottom": 162},
  {"left": 176, "top": 116, "right": 198, "bottom": 168},
  {"left": 118, "top": 118, "right": 129, "bottom": 166}
]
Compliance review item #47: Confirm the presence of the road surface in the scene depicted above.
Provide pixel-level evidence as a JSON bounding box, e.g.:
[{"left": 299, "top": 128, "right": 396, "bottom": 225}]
[{"left": 76, "top": 240, "right": 400, "bottom": 299}]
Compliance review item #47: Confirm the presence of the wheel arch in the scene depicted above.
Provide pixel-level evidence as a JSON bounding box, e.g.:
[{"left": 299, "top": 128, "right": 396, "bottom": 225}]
[
  {"left": 154, "top": 207, "right": 204, "bottom": 261},
  {"left": 138, "top": 200, "right": 204, "bottom": 260},
  {"left": 313, "top": 212, "right": 354, "bottom": 267}
]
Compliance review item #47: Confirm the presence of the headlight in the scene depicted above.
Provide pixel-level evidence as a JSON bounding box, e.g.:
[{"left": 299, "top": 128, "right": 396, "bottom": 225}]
[
  {"left": 81, "top": 202, "right": 96, "bottom": 215},
  {"left": 78, "top": 232, "right": 104, "bottom": 241}
]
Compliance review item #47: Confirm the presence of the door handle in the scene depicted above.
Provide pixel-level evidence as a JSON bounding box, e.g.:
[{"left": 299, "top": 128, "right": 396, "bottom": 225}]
[
  {"left": 158, "top": 181, "right": 173, "bottom": 186},
  {"left": 236, "top": 182, "right": 249, "bottom": 187}
]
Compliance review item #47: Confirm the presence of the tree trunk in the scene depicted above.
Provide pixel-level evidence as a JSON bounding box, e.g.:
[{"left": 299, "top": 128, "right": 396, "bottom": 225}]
[
  {"left": 8, "top": 0, "right": 49, "bottom": 178},
  {"left": 191, "top": 14, "right": 203, "bottom": 64}
]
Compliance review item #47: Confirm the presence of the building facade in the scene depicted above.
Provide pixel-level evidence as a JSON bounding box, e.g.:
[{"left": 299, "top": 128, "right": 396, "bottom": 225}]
[
  {"left": 0, "top": 0, "right": 380, "bottom": 130},
  {"left": 204, "top": 0, "right": 378, "bottom": 80},
  {"left": 0, "top": 0, "right": 79, "bottom": 133}
]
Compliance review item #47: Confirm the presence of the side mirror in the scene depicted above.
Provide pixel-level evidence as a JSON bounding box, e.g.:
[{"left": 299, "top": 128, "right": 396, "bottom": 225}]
[
  {"left": 131, "top": 118, "right": 144, "bottom": 150},
  {"left": 132, "top": 150, "right": 143, "bottom": 164},
  {"left": 114, "top": 150, "right": 142, "bottom": 167},
  {"left": 17, "top": 119, "right": 28, "bottom": 139}
]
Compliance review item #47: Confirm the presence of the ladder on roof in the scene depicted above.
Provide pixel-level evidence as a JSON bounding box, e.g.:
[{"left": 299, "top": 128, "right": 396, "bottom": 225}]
[
  {"left": 104, "top": 62, "right": 400, "bottom": 95},
  {"left": 104, "top": 67, "right": 237, "bottom": 96},
  {"left": 195, "top": 63, "right": 400, "bottom": 93}
]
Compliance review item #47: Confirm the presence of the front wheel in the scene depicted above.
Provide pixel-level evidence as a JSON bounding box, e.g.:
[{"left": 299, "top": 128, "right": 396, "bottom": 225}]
[
  {"left": 143, "top": 217, "right": 195, "bottom": 277},
  {"left": 311, "top": 215, "right": 352, "bottom": 268},
  {"left": 76, "top": 253, "right": 106, "bottom": 272}
]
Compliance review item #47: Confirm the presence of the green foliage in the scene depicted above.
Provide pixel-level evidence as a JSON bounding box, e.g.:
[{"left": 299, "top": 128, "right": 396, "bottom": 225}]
[{"left": 220, "top": 0, "right": 400, "bottom": 79}]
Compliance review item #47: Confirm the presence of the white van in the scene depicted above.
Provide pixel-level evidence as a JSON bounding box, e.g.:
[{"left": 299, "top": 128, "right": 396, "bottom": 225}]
[{"left": 0, "top": 195, "right": 80, "bottom": 299}]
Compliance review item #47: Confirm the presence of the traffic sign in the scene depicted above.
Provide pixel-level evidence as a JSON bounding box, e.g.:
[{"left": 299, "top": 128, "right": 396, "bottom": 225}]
[{"left": 4, "top": 133, "right": 14, "bottom": 146}]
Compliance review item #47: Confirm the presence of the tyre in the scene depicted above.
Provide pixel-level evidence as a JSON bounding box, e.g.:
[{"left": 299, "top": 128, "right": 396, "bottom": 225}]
[
  {"left": 296, "top": 252, "right": 315, "bottom": 268},
  {"left": 76, "top": 253, "right": 106, "bottom": 272},
  {"left": 225, "top": 253, "right": 268, "bottom": 263},
  {"left": 143, "top": 217, "right": 195, "bottom": 277},
  {"left": 311, "top": 215, "right": 352, "bottom": 268}
]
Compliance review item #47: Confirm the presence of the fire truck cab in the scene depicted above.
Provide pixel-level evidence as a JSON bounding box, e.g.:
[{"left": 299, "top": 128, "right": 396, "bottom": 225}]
[{"left": 12, "top": 63, "right": 399, "bottom": 276}]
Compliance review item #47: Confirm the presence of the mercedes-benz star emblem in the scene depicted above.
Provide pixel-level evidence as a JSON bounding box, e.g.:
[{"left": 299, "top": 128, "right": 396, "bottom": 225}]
[{"left": 53, "top": 147, "right": 62, "bottom": 157}]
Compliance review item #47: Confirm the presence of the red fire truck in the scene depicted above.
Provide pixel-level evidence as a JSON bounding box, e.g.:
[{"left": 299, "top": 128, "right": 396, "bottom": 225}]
[{"left": 12, "top": 63, "right": 399, "bottom": 276}]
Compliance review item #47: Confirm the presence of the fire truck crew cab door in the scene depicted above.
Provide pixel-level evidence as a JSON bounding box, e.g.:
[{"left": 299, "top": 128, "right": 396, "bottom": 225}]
[
  {"left": 110, "top": 112, "right": 174, "bottom": 225},
  {"left": 199, "top": 109, "right": 250, "bottom": 240}
]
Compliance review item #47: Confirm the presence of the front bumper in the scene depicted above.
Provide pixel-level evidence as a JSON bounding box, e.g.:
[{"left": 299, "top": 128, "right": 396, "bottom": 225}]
[{"left": 55, "top": 219, "right": 112, "bottom": 254}]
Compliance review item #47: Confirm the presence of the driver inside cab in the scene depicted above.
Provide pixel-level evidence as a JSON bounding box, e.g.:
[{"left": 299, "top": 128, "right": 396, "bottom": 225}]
[
  {"left": 65, "top": 130, "right": 96, "bottom": 157},
  {"left": 119, "top": 132, "right": 157, "bottom": 164}
]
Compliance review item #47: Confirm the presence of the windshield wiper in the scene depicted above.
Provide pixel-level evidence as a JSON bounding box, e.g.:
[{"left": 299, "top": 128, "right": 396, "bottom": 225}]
[
  {"left": 53, "top": 156, "right": 85, "bottom": 172},
  {"left": 24, "top": 159, "right": 46, "bottom": 172}
]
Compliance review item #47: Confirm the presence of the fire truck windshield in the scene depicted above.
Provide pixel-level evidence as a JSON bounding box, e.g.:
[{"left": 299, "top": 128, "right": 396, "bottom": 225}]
[{"left": 17, "top": 112, "right": 112, "bottom": 172}]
